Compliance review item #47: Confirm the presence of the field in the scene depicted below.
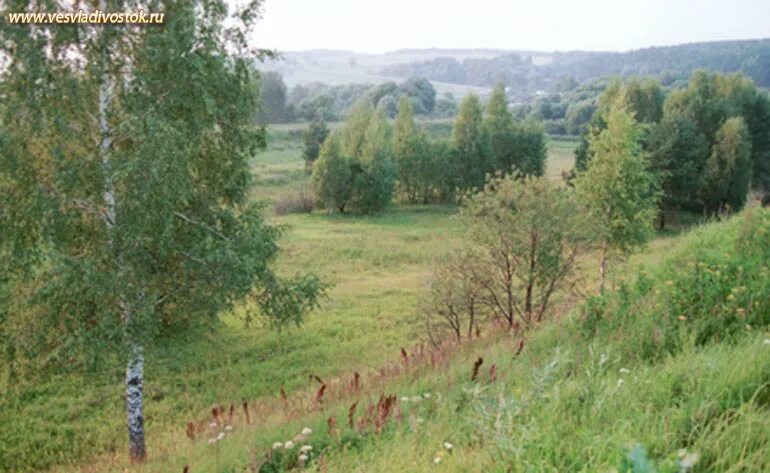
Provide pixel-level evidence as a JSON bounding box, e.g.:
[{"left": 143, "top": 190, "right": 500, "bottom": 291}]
[
  {"left": 1, "top": 126, "right": 576, "bottom": 472},
  {"left": 5, "top": 127, "right": 768, "bottom": 473}
]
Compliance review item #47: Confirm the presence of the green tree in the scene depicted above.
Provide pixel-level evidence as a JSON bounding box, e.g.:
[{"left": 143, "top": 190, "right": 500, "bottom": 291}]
[
  {"left": 257, "top": 71, "right": 290, "bottom": 123},
  {"left": 453, "top": 94, "right": 492, "bottom": 189},
  {"left": 647, "top": 114, "right": 709, "bottom": 225},
  {"left": 510, "top": 120, "right": 548, "bottom": 178},
  {"left": 0, "top": 0, "right": 322, "bottom": 462},
  {"left": 342, "top": 99, "right": 375, "bottom": 159},
  {"left": 572, "top": 77, "right": 663, "bottom": 178},
  {"left": 698, "top": 117, "right": 753, "bottom": 212},
  {"left": 485, "top": 82, "right": 515, "bottom": 170},
  {"left": 393, "top": 96, "right": 431, "bottom": 202},
  {"left": 312, "top": 133, "right": 353, "bottom": 212},
  {"left": 302, "top": 118, "right": 330, "bottom": 166},
  {"left": 663, "top": 71, "right": 770, "bottom": 197},
  {"left": 575, "top": 103, "right": 661, "bottom": 293},
  {"left": 351, "top": 110, "right": 396, "bottom": 213},
  {"left": 459, "top": 176, "right": 588, "bottom": 327}
]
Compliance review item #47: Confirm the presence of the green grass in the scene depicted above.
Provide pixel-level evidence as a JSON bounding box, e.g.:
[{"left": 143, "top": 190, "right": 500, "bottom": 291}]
[
  {"left": 11, "top": 129, "right": 766, "bottom": 473},
  {"left": 35, "top": 207, "right": 769, "bottom": 473},
  {"left": 0, "top": 204, "right": 466, "bottom": 472}
]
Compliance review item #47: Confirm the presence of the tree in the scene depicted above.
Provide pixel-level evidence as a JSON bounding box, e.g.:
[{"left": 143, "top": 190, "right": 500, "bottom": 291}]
[
  {"left": 510, "top": 121, "right": 548, "bottom": 178},
  {"left": 302, "top": 118, "right": 330, "bottom": 166},
  {"left": 572, "top": 77, "right": 663, "bottom": 178},
  {"left": 257, "top": 71, "right": 290, "bottom": 123},
  {"left": 342, "top": 99, "right": 375, "bottom": 159},
  {"left": 484, "top": 83, "right": 546, "bottom": 178},
  {"left": 351, "top": 109, "right": 396, "bottom": 213},
  {"left": 0, "top": 0, "right": 322, "bottom": 462},
  {"left": 313, "top": 109, "right": 395, "bottom": 214},
  {"left": 485, "top": 83, "right": 515, "bottom": 169},
  {"left": 398, "top": 77, "right": 436, "bottom": 115},
  {"left": 453, "top": 94, "right": 492, "bottom": 189},
  {"left": 312, "top": 133, "right": 353, "bottom": 213},
  {"left": 459, "top": 176, "right": 588, "bottom": 328},
  {"left": 424, "top": 249, "right": 482, "bottom": 345},
  {"left": 574, "top": 103, "right": 660, "bottom": 293},
  {"left": 393, "top": 96, "right": 431, "bottom": 202},
  {"left": 647, "top": 115, "right": 709, "bottom": 224},
  {"left": 658, "top": 71, "right": 770, "bottom": 206},
  {"left": 699, "top": 117, "right": 753, "bottom": 212}
]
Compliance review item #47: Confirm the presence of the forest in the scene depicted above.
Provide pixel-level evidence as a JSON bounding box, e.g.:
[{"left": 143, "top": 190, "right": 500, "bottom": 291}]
[{"left": 1, "top": 1, "right": 769, "bottom": 472}]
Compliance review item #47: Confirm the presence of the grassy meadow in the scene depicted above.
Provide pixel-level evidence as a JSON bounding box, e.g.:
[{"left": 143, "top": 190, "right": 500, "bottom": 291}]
[{"left": 4, "top": 125, "right": 768, "bottom": 473}]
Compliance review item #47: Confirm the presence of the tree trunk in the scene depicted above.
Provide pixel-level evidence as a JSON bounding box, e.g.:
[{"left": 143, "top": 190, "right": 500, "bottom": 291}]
[
  {"left": 98, "top": 21, "right": 147, "bottom": 462},
  {"left": 126, "top": 344, "right": 146, "bottom": 462}
]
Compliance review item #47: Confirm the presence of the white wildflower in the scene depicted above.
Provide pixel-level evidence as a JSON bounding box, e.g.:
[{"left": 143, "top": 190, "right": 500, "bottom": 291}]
[
  {"left": 301, "top": 427, "right": 313, "bottom": 436},
  {"left": 401, "top": 396, "right": 410, "bottom": 402},
  {"left": 680, "top": 451, "right": 700, "bottom": 469},
  {"left": 411, "top": 396, "right": 422, "bottom": 402},
  {"left": 224, "top": 425, "right": 233, "bottom": 431},
  {"left": 433, "top": 456, "right": 442, "bottom": 464},
  {"left": 207, "top": 438, "right": 216, "bottom": 445},
  {"left": 423, "top": 392, "right": 431, "bottom": 399},
  {"left": 763, "top": 339, "right": 770, "bottom": 345},
  {"left": 216, "top": 432, "right": 225, "bottom": 441},
  {"left": 300, "top": 444, "right": 313, "bottom": 453},
  {"left": 443, "top": 442, "right": 454, "bottom": 452},
  {"left": 298, "top": 453, "right": 309, "bottom": 463},
  {"left": 617, "top": 378, "right": 624, "bottom": 387},
  {"left": 209, "top": 422, "right": 218, "bottom": 428},
  {"left": 272, "top": 442, "right": 283, "bottom": 450},
  {"left": 284, "top": 440, "right": 294, "bottom": 449},
  {"left": 619, "top": 368, "right": 630, "bottom": 374}
]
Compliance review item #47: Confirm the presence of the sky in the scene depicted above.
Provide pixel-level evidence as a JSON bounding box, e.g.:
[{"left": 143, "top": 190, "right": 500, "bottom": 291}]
[{"left": 252, "top": 0, "right": 770, "bottom": 53}]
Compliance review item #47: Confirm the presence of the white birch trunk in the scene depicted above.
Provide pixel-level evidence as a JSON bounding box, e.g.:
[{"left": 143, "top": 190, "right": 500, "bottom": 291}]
[{"left": 98, "top": 18, "right": 146, "bottom": 462}]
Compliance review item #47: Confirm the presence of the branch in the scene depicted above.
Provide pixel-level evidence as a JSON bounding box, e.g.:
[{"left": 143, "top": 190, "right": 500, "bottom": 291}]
[{"left": 173, "top": 211, "right": 226, "bottom": 240}]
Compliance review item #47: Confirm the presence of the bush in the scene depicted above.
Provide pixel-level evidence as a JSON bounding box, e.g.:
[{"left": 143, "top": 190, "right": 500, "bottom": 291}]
[
  {"left": 274, "top": 190, "right": 315, "bottom": 215},
  {"left": 580, "top": 206, "right": 770, "bottom": 360}
]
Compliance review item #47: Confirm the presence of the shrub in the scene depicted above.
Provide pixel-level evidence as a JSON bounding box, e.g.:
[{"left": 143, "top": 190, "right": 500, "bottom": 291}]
[
  {"left": 580, "top": 206, "right": 770, "bottom": 360},
  {"left": 274, "top": 190, "right": 315, "bottom": 215}
]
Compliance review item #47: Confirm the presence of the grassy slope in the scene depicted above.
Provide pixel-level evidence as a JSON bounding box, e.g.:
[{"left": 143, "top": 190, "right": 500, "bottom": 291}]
[
  {"left": 51, "top": 205, "right": 770, "bottom": 473},
  {"left": 13, "top": 128, "right": 750, "bottom": 472}
]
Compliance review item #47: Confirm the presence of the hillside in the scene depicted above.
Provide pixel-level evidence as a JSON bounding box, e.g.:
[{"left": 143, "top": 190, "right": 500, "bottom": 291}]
[
  {"left": 48, "top": 197, "right": 770, "bottom": 472},
  {"left": 6, "top": 128, "right": 766, "bottom": 472},
  {"left": 262, "top": 39, "right": 770, "bottom": 101}
]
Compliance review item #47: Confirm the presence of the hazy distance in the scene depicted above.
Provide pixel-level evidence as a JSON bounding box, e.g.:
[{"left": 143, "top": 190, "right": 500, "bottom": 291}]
[{"left": 253, "top": 0, "right": 770, "bottom": 53}]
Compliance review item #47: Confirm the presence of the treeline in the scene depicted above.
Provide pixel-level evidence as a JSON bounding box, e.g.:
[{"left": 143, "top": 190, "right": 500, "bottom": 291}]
[
  {"left": 256, "top": 72, "right": 456, "bottom": 123},
  {"left": 380, "top": 39, "right": 770, "bottom": 97},
  {"left": 308, "top": 83, "right": 547, "bottom": 213},
  {"left": 573, "top": 71, "right": 770, "bottom": 220}
]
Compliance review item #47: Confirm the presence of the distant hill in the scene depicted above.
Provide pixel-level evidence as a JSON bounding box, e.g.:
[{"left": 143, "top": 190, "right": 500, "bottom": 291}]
[
  {"left": 260, "top": 39, "right": 770, "bottom": 101},
  {"left": 379, "top": 39, "right": 770, "bottom": 95}
]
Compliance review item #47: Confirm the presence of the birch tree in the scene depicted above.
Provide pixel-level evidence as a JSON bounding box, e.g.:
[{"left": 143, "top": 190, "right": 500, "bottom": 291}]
[
  {"left": 0, "top": 0, "right": 321, "bottom": 463},
  {"left": 574, "top": 102, "right": 660, "bottom": 293}
]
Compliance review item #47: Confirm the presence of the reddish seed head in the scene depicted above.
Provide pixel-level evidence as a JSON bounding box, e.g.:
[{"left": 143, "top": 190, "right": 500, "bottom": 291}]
[{"left": 471, "top": 357, "right": 484, "bottom": 381}]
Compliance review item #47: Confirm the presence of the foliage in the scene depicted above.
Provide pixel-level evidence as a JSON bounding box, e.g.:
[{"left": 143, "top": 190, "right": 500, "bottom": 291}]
[
  {"left": 574, "top": 102, "right": 660, "bottom": 291},
  {"left": 312, "top": 133, "right": 353, "bottom": 212},
  {"left": 302, "top": 118, "right": 330, "bottom": 165},
  {"left": 698, "top": 117, "right": 753, "bottom": 212},
  {"left": 258, "top": 71, "right": 291, "bottom": 123},
  {"left": 440, "top": 176, "right": 588, "bottom": 330},
  {"left": 0, "top": 0, "right": 323, "bottom": 462},
  {"left": 312, "top": 104, "right": 396, "bottom": 214},
  {"left": 453, "top": 94, "right": 492, "bottom": 190}
]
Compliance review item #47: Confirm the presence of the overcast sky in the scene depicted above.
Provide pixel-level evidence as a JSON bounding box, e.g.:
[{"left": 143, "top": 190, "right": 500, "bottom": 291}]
[{"left": 252, "top": 0, "right": 770, "bottom": 53}]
